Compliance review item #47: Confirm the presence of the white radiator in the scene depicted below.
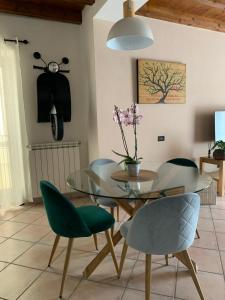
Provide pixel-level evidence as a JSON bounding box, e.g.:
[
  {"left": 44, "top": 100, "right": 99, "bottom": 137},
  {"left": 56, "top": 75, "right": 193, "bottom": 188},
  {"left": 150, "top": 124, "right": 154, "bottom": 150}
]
[{"left": 28, "top": 141, "right": 81, "bottom": 198}]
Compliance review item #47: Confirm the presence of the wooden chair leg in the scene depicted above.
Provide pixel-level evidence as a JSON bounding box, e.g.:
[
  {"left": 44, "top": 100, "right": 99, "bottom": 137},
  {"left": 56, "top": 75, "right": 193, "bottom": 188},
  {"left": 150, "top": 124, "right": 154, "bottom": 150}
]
[
  {"left": 105, "top": 230, "right": 119, "bottom": 275},
  {"left": 48, "top": 235, "right": 60, "bottom": 267},
  {"left": 117, "top": 206, "right": 120, "bottom": 222},
  {"left": 59, "top": 238, "right": 73, "bottom": 299},
  {"left": 93, "top": 234, "right": 98, "bottom": 250},
  {"left": 176, "top": 250, "right": 204, "bottom": 300},
  {"left": 110, "top": 207, "right": 115, "bottom": 236},
  {"left": 118, "top": 241, "right": 128, "bottom": 278},
  {"left": 145, "top": 254, "right": 152, "bottom": 300},
  {"left": 196, "top": 229, "right": 200, "bottom": 239}
]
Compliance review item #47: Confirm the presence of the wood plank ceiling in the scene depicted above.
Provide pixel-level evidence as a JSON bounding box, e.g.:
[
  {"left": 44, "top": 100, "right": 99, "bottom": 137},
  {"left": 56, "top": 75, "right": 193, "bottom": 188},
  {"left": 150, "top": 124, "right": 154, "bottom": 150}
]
[
  {"left": 0, "top": 0, "right": 95, "bottom": 24},
  {"left": 137, "top": 0, "right": 225, "bottom": 34}
]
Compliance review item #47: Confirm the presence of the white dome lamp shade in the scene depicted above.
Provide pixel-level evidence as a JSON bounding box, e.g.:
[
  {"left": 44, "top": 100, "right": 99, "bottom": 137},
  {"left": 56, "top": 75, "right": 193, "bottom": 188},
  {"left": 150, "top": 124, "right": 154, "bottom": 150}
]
[{"left": 106, "top": 0, "right": 154, "bottom": 51}]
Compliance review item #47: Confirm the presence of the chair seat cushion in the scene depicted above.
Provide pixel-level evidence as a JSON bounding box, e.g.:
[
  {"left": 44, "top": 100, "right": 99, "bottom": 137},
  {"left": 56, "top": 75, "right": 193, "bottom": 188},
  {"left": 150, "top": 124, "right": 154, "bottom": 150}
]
[
  {"left": 120, "top": 220, "right": 132, "bottom": 238},
  {"left": 77, "top": 206, "right": 115, "bottom": 234}
]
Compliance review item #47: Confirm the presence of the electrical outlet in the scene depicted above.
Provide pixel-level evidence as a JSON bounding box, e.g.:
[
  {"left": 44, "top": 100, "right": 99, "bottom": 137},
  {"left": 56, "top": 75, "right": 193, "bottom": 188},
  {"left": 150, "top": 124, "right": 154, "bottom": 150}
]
[{"left": 158, "top": 136, "right": 165, "bottom": 142}]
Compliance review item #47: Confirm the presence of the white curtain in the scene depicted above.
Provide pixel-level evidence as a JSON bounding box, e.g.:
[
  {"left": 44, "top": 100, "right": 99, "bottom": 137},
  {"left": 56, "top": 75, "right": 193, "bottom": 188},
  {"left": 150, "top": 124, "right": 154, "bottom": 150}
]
[{"left": 0, "top": 39, "right": 32, "bottom": 208}]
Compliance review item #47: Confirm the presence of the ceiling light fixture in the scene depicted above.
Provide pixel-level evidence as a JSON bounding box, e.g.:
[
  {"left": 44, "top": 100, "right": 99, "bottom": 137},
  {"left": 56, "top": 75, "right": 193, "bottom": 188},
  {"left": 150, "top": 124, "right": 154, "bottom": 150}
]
[{"left": 106, "top": 0, "right": 154, "bottom": 51}]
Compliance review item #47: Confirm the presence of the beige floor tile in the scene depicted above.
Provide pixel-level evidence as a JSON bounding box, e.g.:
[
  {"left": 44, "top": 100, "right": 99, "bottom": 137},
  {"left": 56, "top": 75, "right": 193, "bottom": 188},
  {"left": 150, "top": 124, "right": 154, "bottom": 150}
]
[
  {"left": 211, "top": 208, "right": 225, "bottom": 220},
  {"left": 127, "top": 261, "right": 176, "bottom": 297},
  {"left": 138, "top": 253, "right": 177, "bottom": 267},
  {"left": 49, "top": 249, "right": 96, "bottom": 278},
  {"left": 19, "top": 271, "right": 78, "bottom": 300},
  {"left": 32, "top": 215, "right": 49, "bottom": 226},
  {"left": 0, "top": 209, "right": 24, "bottom": 221},
  {"left": 216, "top": 233, "right": 225, "bottom": 251},
  {"left": 0, "top": 236, "right": 6, "bottom": 244},
  {"left": 12, "top": 224, "right": 50, "bottom": 242},
  {"left": 193, "top": 231, "right": 218, "bottom": 250},
  {"left": 211, "top": 200, "right": 225, "bottom": 210},
  {"left": 214, "top": 219, "right": 225, "bottom": 233},
  {"left": 27, "top": 204, "right": 45, "bottom": 214},
  {"left": 176, "top": 270, "right": 225, "bottom": 300},
  {"left": 0, "top": 238, "right": 32, "bottom": 262},
  {"left": 10, "top": 211, "right": 43, "bottom": 224},
  {"left": 122, "top": 289, "right": 173, "bottom": 300},
  {"left": 219, "top": 251, "right": 225, "bottom": 273},
  {"left": 115, "top": 240, "right": 140, "bottom": 260},
  {"left": 90, "top": 255, "right": 136, "bottom": 287},
  {"left": 0, "top": 261, "right": 8, "bottom": 271},
  {"left": 70, "top": 280, "right": 124, "bottom": 300},
  {"left": 199, "top": 207, "right": 211, "bottom": 219},
  {"left": 73, "top": 233, "right": 107, "bottom": 253},
  {"left": 178, "top": 247, "right": 223, "bottom": 274},
  {"left": 0, "top": 264, "right": 41, "bottom": 299},
  {"left": 0, "top": 221, "right": 27, "bottom": 237},
  {"left": 39, "top": 231, "right": 68, "bottom": 247},
  {"left": 14, "top": 243, "right": 64, "bottom": 270},
  {"left": 197, "top": 218, "right": 214, "bottom": 232}
]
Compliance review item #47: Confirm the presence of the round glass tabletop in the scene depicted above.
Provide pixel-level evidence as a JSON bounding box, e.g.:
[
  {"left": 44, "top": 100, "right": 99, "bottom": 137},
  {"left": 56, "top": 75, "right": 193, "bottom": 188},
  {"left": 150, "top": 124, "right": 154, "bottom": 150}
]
[{"left": 67, "top": 161, "right": 212, "bottom": 200}]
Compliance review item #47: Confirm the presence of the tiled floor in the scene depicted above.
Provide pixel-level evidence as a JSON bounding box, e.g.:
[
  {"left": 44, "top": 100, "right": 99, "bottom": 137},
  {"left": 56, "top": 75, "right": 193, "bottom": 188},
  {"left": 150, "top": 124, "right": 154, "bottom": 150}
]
[{"left": 0, "top": 198, "right": 225, "bottom": 300}]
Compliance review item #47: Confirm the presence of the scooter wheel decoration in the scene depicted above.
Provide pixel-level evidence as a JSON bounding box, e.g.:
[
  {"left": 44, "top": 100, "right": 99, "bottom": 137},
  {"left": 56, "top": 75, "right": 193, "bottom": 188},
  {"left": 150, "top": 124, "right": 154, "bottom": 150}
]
[{"left": 51, "top": 114, "right": 64, "bottom": 141}]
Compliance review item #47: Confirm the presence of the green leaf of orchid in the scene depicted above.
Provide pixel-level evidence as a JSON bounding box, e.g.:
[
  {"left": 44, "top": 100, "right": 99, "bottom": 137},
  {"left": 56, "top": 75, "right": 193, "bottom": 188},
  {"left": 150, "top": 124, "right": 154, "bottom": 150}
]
[{"left": 112, "top": 150, "right": 129, "bottom": 158}]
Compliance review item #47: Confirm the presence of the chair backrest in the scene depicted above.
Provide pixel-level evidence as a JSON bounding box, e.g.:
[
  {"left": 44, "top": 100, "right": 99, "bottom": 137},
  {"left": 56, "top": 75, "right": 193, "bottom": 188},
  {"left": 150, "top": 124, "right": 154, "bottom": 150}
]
[
  {"left": 151, "top": 159, "right": 199, "bottom": 195},
  {"left": 40, "top": 181, "right": 91, "bottom": 238},
  {"left": 88, "top": 159, "right": 119, "bottom": 200},
  {"left": 167, "top": 158, "right": 198, "bottom": 169},
  {"left": 125, "top": 193, "right": 200, "bottom": 255}
]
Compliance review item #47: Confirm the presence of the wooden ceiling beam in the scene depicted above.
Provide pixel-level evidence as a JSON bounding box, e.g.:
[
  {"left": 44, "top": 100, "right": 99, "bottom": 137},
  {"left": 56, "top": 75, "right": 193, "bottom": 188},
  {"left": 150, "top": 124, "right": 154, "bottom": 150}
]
[
  {"left": 137, "top": 4, "right": 225, "bottom": 33},
  {"left": 0, "top": 0, "right": 82, "bottom": 24},
  {"left": 195, "top": 0, "right": 225, "bottom": 10}
]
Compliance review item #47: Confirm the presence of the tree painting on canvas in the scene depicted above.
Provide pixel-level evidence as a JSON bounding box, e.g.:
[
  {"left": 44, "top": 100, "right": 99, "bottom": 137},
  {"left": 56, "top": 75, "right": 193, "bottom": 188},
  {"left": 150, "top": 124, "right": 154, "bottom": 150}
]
[{"left": 137, "top": 59, "right": 186, "bottom": 104}]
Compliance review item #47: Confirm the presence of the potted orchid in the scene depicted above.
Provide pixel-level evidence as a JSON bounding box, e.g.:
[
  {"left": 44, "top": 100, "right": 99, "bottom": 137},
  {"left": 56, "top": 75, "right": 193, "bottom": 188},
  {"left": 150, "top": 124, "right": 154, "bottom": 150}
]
[
  {"left": 113, "top": 104, "right": 143, "bottom": 176},
  {"left": 211, "top": 140, "right": 225, "bottom": 160}
]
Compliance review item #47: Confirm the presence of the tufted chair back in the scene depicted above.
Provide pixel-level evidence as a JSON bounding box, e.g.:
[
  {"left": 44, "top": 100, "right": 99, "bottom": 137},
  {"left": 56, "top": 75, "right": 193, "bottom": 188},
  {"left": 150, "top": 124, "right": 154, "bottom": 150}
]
[{"left": 125, "top": 193, "right": 200, "bottom": 255}]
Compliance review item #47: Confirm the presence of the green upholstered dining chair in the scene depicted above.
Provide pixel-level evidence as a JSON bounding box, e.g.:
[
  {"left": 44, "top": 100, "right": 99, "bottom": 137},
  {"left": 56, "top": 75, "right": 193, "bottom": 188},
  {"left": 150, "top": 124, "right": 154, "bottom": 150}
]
[{"left": 40, "top": 180, "right": 119, "bottom": 299}]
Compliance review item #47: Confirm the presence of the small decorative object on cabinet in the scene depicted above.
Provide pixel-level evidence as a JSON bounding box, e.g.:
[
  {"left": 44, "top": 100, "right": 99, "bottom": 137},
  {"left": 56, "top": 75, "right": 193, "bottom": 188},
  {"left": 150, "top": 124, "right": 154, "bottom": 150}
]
[
  {"left": 113, "top": 104, "right": 143, "bottom": 176},
  {"left": 212, "top": 140, "right": 225, "bottom": 160}
]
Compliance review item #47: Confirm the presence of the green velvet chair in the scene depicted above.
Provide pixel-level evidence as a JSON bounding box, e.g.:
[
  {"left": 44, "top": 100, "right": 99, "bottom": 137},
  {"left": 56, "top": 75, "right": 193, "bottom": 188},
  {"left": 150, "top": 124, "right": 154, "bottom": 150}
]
[{"left": 40, "top": 180, "right": 119, "bottom": 298}]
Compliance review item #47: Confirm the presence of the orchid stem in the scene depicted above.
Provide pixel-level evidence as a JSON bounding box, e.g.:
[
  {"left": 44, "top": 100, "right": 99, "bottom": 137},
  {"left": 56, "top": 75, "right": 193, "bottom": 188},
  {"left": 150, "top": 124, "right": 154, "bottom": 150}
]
[{"left": 115, "top": 106, "right": 130, "bottom": 157}]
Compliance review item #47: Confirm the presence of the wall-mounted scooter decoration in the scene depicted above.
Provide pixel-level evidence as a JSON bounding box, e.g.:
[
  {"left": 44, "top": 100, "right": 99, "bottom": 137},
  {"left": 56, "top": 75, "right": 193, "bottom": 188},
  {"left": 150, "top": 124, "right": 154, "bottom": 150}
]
[{"left": 33, "top": 52, "right": 71, "bottom": 141}]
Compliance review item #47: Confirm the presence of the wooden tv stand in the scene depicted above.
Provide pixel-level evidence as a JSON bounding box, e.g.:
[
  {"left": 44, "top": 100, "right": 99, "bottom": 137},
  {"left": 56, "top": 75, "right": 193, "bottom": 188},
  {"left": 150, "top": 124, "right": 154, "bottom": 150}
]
[{"left": 200, "top": 156, "right": 225, "bottom": 196}]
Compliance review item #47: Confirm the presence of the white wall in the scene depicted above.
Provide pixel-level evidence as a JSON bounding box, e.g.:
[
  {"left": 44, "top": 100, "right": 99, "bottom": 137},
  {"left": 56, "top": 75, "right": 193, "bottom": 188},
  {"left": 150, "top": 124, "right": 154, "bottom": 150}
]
[
  {"left": 93, "top": 18, "right": 225, "bottom": 164},
  {"left": 80, "top": 0, "right": 106, "bottom": 162},
  {"left": 1, "top": 11, "right": 225, "bottom": 169},
  {"left": 0, "top": 13, "right": 89, "bottom": 167}
]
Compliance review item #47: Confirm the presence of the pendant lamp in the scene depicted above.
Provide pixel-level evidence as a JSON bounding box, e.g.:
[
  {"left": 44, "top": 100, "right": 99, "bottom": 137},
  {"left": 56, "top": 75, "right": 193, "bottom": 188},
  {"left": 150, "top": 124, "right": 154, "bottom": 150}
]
[{"left": 106, "top": 0, "right": 154, "bottom": 51}]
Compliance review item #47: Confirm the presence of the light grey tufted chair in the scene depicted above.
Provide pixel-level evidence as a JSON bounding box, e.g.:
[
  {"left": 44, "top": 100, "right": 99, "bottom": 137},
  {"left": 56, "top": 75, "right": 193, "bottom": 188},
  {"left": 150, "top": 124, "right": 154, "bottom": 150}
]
[
  {"left": 89, "top": 159, "right": 121, "bottom": 249},
  {"left": 119, "top": 193, "right": 204, "bottom": 300}
]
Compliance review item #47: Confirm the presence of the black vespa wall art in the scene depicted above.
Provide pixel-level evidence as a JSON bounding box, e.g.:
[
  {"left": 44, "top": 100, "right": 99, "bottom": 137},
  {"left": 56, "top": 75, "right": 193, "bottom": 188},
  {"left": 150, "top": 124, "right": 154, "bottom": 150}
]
[{"left": 33, "top": 52, "right": 71, "bottom": 141}]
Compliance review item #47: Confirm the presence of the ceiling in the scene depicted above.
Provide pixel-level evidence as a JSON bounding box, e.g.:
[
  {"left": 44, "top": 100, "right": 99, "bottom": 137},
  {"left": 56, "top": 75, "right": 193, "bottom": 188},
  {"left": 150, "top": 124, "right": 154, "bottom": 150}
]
[
  {"left": 137, "top": 0, "right": 225, "bottom": 34},
  {"left": 0, "top": 0, "right": 95, "bottom": 24},
  {"left": 95, "top": 0, "right": 147, "bottom": 22}
]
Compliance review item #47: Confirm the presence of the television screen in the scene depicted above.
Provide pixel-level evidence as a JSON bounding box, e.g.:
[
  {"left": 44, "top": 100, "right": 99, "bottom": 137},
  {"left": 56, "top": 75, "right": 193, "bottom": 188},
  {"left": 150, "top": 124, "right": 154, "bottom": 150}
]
[{"left": 215, "top": 111, "right": 225, "bottom": 141}]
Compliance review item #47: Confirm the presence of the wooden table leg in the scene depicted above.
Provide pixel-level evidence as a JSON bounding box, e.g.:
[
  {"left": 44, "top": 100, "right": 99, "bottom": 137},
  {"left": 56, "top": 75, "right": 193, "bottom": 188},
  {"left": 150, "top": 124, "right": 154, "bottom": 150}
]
[
  {"left": 218, "top": 161, "right": 225, "bottom": 196},
  {"left": 199, "top": 159, "right": 203, "bottom": 175},
  {"left": 113, "top": 198, "right": 134, "bottom": 216},
  {"left": 83, "top": 230, "right": 123, "bottom": 279}
]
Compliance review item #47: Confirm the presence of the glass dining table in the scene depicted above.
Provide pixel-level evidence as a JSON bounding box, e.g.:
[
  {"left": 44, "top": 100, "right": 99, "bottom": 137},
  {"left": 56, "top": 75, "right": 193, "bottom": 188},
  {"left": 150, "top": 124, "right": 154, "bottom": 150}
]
[{"left": 67, "top": 161, "right": 212, "bottom": 278}]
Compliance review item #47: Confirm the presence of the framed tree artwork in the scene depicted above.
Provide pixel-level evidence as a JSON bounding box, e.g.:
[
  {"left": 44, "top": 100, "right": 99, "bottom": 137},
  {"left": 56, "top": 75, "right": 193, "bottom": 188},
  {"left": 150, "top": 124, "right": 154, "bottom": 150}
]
[{"left": 137, "top": 59, "right": 186, "bottom": 104}]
